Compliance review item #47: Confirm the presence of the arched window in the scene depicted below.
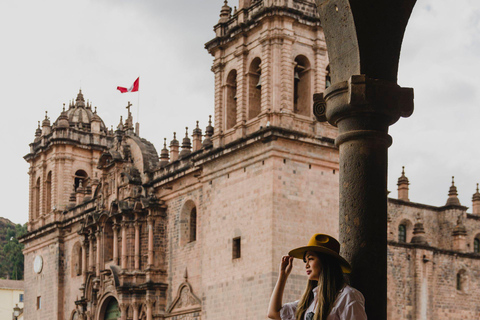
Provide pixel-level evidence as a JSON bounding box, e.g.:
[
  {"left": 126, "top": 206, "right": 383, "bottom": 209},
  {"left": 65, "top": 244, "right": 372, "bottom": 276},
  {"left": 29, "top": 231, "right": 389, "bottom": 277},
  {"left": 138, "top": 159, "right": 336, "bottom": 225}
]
[
  {"left": 71, "top": 242, "right": 82, "bottom": 277},
  {"left": 248, "top": 58, "right": 262, "bottom": 120},
  {"left": 325, "top": 64, "right": 331, "bottom": 89},
  {"left": 226, "top": 69, "right": 237, "bottom": 130},
  {"left": 74, "top": 170, "right": 88, "bottom": 191},
  {"left": 34, "top": 177, "right": 41, "bottom": 218},
  {"left": 474, "top": 237, "right": 480, "bottom": 253},
  {"left": 398, "top": 224, "right": 406, "bottom": 243},
  {"left": 180, "top": 200, "right": 197, "bottom": 245},
  {"left": 45, "top": 171, "right": 52, "bottom": 213},
  {"left": 293, "top": 55, "right": 311, "bottom": 116},
  {"left": 456, "top": 269, "right": 467, "bottom": 291},
  {"left": 190, "top": 207, "right": 197, "bottom": 242}
]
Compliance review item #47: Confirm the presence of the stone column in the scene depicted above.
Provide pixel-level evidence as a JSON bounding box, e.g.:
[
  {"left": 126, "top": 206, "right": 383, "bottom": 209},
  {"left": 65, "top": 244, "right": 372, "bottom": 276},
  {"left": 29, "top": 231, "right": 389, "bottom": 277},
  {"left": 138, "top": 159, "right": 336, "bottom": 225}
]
[
  {"left": 313, "top": 2, "right": 415, "bottom": 319},
  {"left": 121, "top": 219, "right": 128, "bottom": 269},
  {"left": 119, "top": 303, "right": 128, "bottom": 320},
  {"left": 113, "top": 223, "right": 120, "bottom": 265},
  {"left": 89, "top": 232, "right": 95, "bottom": 272},
  {"left": 316, "top": 75, "right": 413, "bottom": 319},
  {"left": 96, "top": 229, "right": 102, "bottom": 276},
  {"left": 147, "top": 215, "right": 154, "bottom": 267},
  {"left": 146, "top": 297, "right": 154, "bottom": 320},
  {"left": 82, "top": 238, "right": 88, "bottom": 282},
  {"left": 133, "top": 301, "right": 140, "bottom": 320},
  {"left": 134, "top": 221, "right": 140, "bottom": 270}
]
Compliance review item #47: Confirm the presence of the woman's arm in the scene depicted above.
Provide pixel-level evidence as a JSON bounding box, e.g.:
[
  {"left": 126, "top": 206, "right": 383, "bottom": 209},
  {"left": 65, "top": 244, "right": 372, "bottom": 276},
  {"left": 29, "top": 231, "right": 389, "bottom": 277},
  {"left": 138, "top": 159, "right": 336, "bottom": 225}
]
[{"left": 267, "top": 256, "right": 293, "bottom": 319}]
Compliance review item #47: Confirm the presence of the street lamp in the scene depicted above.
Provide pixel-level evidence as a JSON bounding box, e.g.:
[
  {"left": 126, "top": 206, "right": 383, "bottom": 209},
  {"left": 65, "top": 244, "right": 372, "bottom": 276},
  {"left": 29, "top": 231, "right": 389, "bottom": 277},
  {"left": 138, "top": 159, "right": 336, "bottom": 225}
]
[{"left": 13, "top": 304, "right": 21, "bottom": 320}]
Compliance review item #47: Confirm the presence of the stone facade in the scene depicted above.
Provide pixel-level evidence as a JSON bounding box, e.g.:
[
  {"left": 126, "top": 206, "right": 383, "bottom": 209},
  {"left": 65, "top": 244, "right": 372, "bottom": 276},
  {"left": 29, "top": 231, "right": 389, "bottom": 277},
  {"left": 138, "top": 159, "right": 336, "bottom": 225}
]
[
  {"left": 19, "top": 1, "right": 480, "bottom": 320},
  {"left": 387, "top": 174, "right": 480, "bottom": 319}
]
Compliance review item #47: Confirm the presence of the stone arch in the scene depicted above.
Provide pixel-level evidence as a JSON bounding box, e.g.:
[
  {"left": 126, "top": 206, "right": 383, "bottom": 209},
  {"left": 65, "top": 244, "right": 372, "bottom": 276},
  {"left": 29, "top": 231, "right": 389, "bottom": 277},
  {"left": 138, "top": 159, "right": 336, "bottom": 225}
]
[
  {"left": 473, "top": 233, "right": 480, "bottom": 253},
  {"left": 248, "top": 57, "right": 262, "bottom": 120},
  {"left": 180, "top": 200, "right": 197, "bottom": 245},
  {"left": 69, "top": 309, "right": 79, "bottom": 320},
  {"left": 45, "top": 171, "right": 52, "bottom": 213},
  {"left": 71, "top": 241, "right": 83, "bottom": 277},
  {"left": 96, "top": 294, "right": 121, "bottom": 320},
  {"left": 293, "top": 55, "right": 312, "bottom": 116},
  {"left": 397, "top": 218, "right": 413, "bottom": 243},
  {"left": 74, "top": 169, "right": 88, "bottom": 191},
  {"left": 226, "top": 69, "right": 238, "bottom": 130},
  {"left": 34, "top": 177, "right": 41, "bottom": 219}
]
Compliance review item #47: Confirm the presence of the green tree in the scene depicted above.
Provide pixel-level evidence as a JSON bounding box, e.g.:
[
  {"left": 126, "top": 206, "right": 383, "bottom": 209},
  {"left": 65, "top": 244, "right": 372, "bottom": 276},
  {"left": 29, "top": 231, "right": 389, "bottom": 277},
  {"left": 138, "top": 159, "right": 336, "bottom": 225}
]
[{"left": 0, "top": 221, "right": 27, "bottom": 280}]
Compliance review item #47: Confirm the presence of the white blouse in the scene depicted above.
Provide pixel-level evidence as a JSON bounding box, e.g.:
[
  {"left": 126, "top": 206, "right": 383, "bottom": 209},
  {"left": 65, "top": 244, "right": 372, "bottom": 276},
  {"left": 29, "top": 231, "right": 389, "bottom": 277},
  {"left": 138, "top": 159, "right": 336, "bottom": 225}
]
[{"left": 280, "top": 285, "right": 367, "bottom": 320}]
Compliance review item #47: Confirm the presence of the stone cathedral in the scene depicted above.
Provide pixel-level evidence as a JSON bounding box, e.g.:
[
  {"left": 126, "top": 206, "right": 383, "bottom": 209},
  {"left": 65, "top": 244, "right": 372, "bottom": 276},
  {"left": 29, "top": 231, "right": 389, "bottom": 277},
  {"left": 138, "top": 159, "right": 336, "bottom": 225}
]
[{"left": 20, "top": 1, "right": 480, "bottom": 320}]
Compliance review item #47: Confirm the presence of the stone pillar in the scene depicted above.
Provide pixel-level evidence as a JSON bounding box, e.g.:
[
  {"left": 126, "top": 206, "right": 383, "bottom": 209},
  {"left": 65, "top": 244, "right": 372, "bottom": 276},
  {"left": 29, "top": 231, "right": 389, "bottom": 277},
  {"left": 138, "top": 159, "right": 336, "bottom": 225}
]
[
  {"left": 133, "top": 301, "right": 140, "bottom": 320},
  {"left": 89, "top": 232, "right": 95, "bottom": 271},
  {"left": 313, "top": 1, "right": 415, "bottom": 318},
  {"left": 212, "top": 60, "right": 224, "bottom": 145},
  {"left": 96, "top": 229, "right": 102, "bottom": 276},
  {"left": 121, "top": 219, "right": 128, "bottom": 269},
  {"left": 119, "top": 303, "right": 128, "bottom": 320},
  {"left": 316, "top": 75, "right": 413, "bottom": 319},
  {"left": 452, "top": 216, "right": 467, "bottom": 252},
  {"left": 147, "top": 215, "right": 154, "bottom": 267},
  {"left": 134, "top": 221, "right": 140, "bottom": 270},
  {"left": 280, "top": 36, "right": 294, "bottom": 113},
  {"left": 260, "top": 37, "right": 272, "bottom": 114},
  {"left": 82, "top": 238, "right": 88, "bottom": 282},
  {"left": 146, "top": 298, "right": 154, "bottom": 320},
  {"left": 113, "top": 223, "right": 120, "bottom": 265}
]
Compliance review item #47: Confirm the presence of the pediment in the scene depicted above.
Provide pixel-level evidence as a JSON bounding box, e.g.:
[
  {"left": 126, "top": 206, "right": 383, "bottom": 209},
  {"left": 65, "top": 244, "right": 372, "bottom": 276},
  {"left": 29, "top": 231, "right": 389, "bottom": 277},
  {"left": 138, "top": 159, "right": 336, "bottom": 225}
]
[{"left": 166, "top": 281, "right": 201, "bottom": 316}]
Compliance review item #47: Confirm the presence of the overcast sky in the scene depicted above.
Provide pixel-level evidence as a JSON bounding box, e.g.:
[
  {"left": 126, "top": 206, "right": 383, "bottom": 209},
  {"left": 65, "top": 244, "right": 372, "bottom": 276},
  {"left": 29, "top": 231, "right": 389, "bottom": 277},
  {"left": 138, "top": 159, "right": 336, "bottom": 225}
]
[{"left": 1, "top": 1, "right": 479, "bottom": 225}]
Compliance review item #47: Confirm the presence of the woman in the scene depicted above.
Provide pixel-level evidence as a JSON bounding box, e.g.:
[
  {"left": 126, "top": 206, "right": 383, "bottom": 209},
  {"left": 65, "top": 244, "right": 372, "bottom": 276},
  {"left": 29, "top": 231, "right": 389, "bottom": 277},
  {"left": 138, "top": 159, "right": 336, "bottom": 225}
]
[{"left": 267, "top": 234, "right": 367, "bottom": 320}]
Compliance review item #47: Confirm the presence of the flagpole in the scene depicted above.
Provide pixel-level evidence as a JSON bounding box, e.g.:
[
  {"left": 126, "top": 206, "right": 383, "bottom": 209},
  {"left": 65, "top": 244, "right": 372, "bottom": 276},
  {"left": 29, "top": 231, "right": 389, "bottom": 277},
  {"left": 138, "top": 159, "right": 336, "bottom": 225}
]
[{"left": 136, "top": 77, "right": 140, "bottom": 135}]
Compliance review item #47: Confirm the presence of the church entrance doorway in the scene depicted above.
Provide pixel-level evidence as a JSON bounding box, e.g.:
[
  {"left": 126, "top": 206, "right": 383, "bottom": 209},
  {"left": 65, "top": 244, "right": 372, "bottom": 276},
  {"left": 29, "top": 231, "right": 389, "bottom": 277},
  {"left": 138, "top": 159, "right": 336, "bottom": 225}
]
[{"left": 103, "top": 298, "right": 121, "bottom": 320}]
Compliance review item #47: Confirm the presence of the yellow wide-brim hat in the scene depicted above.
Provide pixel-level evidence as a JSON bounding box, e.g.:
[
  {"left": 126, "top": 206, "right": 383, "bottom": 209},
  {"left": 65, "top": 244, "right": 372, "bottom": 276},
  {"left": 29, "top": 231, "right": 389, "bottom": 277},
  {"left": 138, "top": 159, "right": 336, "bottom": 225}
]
[{"left": 288, "top": 234, "right": 352, "bottom": 273}]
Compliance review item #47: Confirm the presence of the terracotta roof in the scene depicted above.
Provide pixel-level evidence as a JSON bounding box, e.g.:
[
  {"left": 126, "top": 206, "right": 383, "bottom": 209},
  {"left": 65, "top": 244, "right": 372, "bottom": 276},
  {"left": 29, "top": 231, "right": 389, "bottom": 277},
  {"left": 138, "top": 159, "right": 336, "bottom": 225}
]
[{"left": 0, "top": 279, "right": 24, "bottom": 290}]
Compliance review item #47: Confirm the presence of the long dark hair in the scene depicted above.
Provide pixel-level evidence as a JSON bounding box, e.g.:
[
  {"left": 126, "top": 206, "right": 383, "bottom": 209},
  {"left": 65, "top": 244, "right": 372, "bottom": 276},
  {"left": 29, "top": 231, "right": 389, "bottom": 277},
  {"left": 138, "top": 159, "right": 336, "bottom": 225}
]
[{"left": 295, "top": 253, "right": 345, "bottom": 320}]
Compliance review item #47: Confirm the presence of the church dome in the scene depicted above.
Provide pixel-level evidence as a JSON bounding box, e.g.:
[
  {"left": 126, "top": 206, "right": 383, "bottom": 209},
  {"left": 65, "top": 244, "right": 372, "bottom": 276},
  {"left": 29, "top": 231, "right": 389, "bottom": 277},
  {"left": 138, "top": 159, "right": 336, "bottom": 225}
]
[{"left": 55, "top": 90, "right": 107, "bottom": 133}]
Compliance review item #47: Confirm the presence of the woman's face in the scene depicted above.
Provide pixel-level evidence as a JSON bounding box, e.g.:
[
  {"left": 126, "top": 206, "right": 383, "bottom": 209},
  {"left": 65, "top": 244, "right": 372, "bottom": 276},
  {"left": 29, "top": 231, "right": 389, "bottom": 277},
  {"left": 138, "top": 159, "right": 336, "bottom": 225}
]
[{"left": 304, "top": 251, "right": 322, "bottom": 281}]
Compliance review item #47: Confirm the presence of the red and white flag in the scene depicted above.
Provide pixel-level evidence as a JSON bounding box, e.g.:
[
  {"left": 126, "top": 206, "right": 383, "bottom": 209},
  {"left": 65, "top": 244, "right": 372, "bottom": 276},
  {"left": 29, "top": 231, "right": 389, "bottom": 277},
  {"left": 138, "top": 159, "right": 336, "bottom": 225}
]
[{"left": 117, "top": 77, "right": 139, "bottom": 93}]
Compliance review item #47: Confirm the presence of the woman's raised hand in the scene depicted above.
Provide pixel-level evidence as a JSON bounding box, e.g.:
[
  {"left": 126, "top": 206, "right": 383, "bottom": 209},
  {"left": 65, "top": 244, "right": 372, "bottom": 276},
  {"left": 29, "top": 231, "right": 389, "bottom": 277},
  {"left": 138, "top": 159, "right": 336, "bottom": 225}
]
[{"left": 279, "top": 255, "right": 293, "bottom": 277}]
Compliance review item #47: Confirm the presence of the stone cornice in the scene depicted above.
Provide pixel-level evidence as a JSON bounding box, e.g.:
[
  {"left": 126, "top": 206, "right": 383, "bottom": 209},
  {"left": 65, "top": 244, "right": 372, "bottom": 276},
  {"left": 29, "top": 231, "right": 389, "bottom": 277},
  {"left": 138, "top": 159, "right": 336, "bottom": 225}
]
[
  {"left": 149, "top": 125, "right": 335, "bottom": 188},
  {"left": 388, "top": 240, "right": 480, "bottom": 260},
  {"left": 206, "top": 4, "right": 320, "bottom": 54}
]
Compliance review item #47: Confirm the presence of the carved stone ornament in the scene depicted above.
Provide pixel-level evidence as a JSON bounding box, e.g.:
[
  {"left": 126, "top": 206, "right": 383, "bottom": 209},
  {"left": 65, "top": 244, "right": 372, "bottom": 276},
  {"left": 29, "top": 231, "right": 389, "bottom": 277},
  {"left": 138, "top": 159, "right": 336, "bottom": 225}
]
[
  {"left": 166, "top": 281, "right": 201, "bottom": 316},
  {"left": 34, "top": 255, "right": 43, "bottom": 274}
]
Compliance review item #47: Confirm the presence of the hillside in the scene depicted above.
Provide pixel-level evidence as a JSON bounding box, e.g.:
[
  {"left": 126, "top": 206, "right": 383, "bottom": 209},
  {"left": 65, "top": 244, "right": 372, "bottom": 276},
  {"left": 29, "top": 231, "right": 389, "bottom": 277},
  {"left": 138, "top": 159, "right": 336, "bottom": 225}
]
[{"left": 0, "top": 217, "right": 27, "bottom": 280}]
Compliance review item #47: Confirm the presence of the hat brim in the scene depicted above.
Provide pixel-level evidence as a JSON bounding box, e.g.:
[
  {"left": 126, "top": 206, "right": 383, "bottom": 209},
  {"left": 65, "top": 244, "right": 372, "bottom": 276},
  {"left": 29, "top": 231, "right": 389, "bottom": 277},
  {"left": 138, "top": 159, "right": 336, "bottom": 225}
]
[{"left": 288, "top": 246, "right": 352, "bottom": 274}]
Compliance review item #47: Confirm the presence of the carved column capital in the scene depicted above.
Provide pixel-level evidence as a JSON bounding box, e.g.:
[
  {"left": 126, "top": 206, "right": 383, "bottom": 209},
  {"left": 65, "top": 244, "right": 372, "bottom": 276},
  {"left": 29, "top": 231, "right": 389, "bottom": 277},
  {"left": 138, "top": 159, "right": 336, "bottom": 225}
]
[
  {"left": 146, "top": 298, "right": 155, "bottom": 308},
  {"left": 315, "top": 75, "right": 413, "bottom": 131}
]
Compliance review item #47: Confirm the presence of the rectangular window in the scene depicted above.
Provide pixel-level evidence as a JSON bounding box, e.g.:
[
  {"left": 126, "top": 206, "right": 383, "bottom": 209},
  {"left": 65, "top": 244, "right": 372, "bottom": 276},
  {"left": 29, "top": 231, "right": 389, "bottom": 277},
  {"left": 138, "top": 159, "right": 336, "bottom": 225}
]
[
  {"left": 19, "top": 293, "right": 24, "bottom": 302},
  {"left": 37, "top": 296, "right": 41, "bottom": 310},
  {"left": 232, "top": 237, "right": 241, "bottom": 259}
]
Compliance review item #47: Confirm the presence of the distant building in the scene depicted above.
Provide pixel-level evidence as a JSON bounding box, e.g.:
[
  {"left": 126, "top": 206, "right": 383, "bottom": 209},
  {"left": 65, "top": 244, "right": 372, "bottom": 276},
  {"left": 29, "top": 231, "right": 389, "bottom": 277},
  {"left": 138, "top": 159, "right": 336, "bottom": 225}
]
[
  {"left": 0, "top": 279, "right": 24, "bottom": 320},
  {"left": 387, "top": 171, "right": 480, "bottom": 319},
  {"left": 19, "top": 1, "right": 480, "bottom": 320}
]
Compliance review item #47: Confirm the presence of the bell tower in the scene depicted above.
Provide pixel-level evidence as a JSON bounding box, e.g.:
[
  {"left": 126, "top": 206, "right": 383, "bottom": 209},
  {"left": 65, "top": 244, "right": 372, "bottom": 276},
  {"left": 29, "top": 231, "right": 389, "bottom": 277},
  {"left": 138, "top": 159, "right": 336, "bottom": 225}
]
[
  {"left": 24, "top": 90, "right": 113, "bottom": 231},
  {"left": 205, "top": 0, "right": 333, "bottom": 146}
]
